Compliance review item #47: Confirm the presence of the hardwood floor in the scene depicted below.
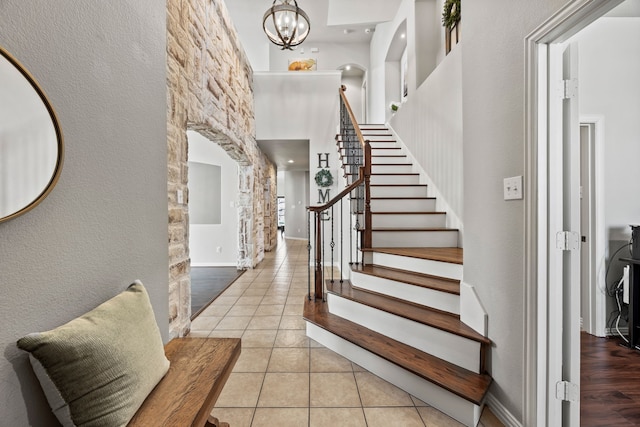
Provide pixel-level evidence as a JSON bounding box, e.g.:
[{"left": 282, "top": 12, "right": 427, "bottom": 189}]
[{"left": 581, "top": 332, "right": 640, "bottom": 426}]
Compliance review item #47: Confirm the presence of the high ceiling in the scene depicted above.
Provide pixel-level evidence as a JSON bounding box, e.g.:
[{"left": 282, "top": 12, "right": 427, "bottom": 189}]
[
  {"left": 226, "top": 0, "right": 401, "bottom": 45},
  {"left": 225, "top": 0, "right": 401, "bottom": 172}
]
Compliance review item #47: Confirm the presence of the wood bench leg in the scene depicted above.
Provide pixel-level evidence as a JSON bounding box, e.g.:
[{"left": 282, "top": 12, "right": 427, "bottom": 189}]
[{"left": 206, "top": 415, "right": 230, "bottom": 427}]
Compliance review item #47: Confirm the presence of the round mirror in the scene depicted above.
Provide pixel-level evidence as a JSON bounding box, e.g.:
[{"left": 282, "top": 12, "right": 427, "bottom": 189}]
[{"left": 0, "top": 46, "right": 63, "bottom": 223}]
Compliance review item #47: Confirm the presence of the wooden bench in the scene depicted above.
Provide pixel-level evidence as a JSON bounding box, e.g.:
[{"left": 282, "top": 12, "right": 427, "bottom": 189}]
[{"left": 128, "top": 337, "right": 241, "bottom": 427}]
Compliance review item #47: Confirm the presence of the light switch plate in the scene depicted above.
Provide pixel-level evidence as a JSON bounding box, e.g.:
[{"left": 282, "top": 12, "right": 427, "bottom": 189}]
[
  {"left": 504, "top": 176, "right": 523, "bottom": 200},
  {"left": 177, "top": 189, "right": 184, "bottom": 204}
]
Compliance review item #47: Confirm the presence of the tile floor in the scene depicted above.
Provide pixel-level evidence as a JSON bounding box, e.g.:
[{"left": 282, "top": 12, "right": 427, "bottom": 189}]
[{"left": 189, "top": 237, "right": 504, "bottom": 427}]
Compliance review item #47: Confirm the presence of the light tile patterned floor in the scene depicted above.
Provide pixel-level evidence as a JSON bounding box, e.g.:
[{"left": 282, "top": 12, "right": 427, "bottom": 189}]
[{"left": 189, "top": 237, "right": 503, "bottom": 427}]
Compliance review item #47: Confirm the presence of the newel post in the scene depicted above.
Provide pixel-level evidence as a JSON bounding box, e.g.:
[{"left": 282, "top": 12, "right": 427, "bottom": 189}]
[{"left": 314, "top": 211, "right": 323, "bottom": 299}]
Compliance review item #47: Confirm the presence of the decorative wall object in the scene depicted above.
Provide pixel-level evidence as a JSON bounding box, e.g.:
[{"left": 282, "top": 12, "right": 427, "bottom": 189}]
[
  {"left": 443, "top": 0, "right": 461, "bottom": 55},
  {"left": 288, "top": 58, "right": 317, "bottom": 71}
]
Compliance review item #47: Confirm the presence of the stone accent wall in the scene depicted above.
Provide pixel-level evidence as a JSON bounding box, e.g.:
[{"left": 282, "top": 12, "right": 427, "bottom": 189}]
[{"left": 167, "top": 0, "right": 277, "bottom": 337}]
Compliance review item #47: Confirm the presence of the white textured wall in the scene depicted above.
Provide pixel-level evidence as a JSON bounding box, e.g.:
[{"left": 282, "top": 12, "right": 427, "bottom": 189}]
[
  {"left": 369, "top": 0, "right": 416, "bottom": 124},
  {"left": 188, "top": 130, "right": 239, "bottom": 266},
  {"left": 284, "top": 171, "right": 309, "bottom": 239},
  {"left": 341, "top": 76, "right": 364, "bottom": 124},
  {"left": 254, "top": 72, "right": 344, "bottom": 261},
  {"left": 575, "top": 17, "right": 640, "bottom": 320},
  {"left": 389, "top": 46, "right": 463, "bottom": 236},
  {"left": 577, "top": 18, "right": 640, "bottom": 237},
  {"left": 462, "top": 0, "right": 568, "bottom": 421},
  {"left": 0, "top": 1, "right": 167, "bottom": 425}
]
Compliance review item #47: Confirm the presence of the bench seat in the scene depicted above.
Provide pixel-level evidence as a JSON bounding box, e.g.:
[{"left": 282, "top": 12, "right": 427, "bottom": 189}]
[{"left": 128, "top": 337, "right": 241, "bottom": 427}]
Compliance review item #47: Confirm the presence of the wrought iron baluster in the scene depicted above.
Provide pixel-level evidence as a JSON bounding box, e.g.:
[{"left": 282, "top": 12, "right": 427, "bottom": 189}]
[
  {"left": 307, "top": 210, "right": 311, "bottom": 301},
  {"left": 340, "top": 198, "right": 344, "bottom": 283},
  {"left": 330, "top": 205, "right": 335, "bottom": 283}
]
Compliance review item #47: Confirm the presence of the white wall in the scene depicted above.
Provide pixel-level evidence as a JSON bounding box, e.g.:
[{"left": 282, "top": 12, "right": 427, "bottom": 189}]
[
  {"left": 389, "top": 46, "right": 463, "bottom": 238},
  {"left": 574, "top": 17, "right": 640, "bottom": 320},
  {"left": 254, "top": 73, "right": 341, "bottom": 204},
  {"left": 284, "top": 171, "right": 309, "bottom": 239},
  {"left": 369, "top": 0, "right": 416, "bottom": 123},
  {"left": 254, "top": 72, "right": 343, "bottom": 261},
  {"left": 277, "top": 170, "right": 285, "bottom": 196},
  {"left": 341, "top": 76, "right": 364, "bottom": 123},
  {"left": 188, "top": 130, "right": 239, "bottom": 266},
  {"left": 0, "top": 1, "right": 168, "bottom": 425},
  {"left": 461, "top": 0, "right": 568, "bottom": 421}
]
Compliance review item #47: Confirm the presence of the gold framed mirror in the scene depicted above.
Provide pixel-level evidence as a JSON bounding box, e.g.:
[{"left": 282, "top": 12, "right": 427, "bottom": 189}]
[{"left": 0, "top": 45, "right": 64, "bottom": 223}]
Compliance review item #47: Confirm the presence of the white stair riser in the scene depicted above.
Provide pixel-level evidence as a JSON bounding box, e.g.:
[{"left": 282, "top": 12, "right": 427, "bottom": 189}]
[
  {"left": 371, "top": 164, "right": 413, "bottom": 174},
  {"left": 372, "top": 213, "right": 446, "bottom": 228},
  {"left": 372, "top": 230, "right": 459, "bottom": 248},
  {"left": 370, "top": 174, "right": 419, "bottom": 185},
  {"left": 370, "top": 198, "right": 436, "bottom": 211},
  {"left": 371, "top": 148, "right": 403, "bottom": 156},
  {"left": 370, "top": 186, "right": 428, "bottom": 198},
  {"left": 366, "top": 251, "right": 463, "bottom": 281},
  {"left": 366, "top": 141, "right": 398, "bottom": 149},
  {"left": 360, "top": 134, "right": 394, "bottom": 140},
  {"left": 327, "top": 294, "right": 481, "bottom": 373},
  {"left": 342, "top": 155, "right": 411, "bottom": 168},
  {"left": 371, "top": 156, "right": 409, "bottom": 164},
  {"left": 350, "top": 270, "right": 460, "bottom": 315},
  {"left": 306, "top": 322, "right": 482, "bottom": 427}
]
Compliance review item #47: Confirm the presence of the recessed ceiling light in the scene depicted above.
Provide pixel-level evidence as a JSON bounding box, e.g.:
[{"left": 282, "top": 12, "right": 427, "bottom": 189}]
[
  {"left": 288, "top": 159, "right": 294, "bottom": 163},
  {"left": 401, "top": 33, "right": 406, "bottom": 39},
  {"left": 345, "top": 65, "right": 351, "bottom": 71}
]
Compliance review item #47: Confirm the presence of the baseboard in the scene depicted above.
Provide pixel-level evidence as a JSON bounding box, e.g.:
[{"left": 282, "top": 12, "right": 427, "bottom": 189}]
[
  {"left": 191, "top": 262, "right": 237, "bottom": 267},
  {"left": 605, "top": 326, "right": 629, "bottom": 336},
  {"left": 460, "top": 282, "right": 488, "bottom": 336},
  {"left": 485, "top": 393, "right": 522, "bottom": 427}
]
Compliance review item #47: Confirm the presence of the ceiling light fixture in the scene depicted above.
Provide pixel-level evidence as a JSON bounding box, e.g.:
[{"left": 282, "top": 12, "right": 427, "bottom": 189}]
[
  {"left": 263, "top": 0, "right": 310, "bottom": 50},
  {"left": 288, "top": 159, "right": 295, "bottom": 163},
  {"left": 345, "top": 65, "right": 351, "bottom": 71}
]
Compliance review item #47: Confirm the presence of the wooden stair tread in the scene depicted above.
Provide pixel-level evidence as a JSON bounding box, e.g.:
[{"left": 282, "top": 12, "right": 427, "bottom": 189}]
[
  {"left": 362, "top": 247, "right": 463, "bottom": 265},
  {"left": 326, "top": 280, "right": 488, "bottom": 344},
  {"left": 371, "top": 196, "right": 435, "bottom": 200},
  {"left": 370, "top": 163, "right": 413, "bottom": 166},
  {"left": 303, "top": 298, "right": 492, "bottom": 405},
  {"left": 370, "top": 211, "right": 446, "bottom": 215},
  {"left": 371, "top": 227, "right": 458, "bottom": 232},
  {"left": 371, "top": 154, "right": 406, "bottom": 157},
  {"left": 351, "top": 263, "right": 460, "bottom": 295},
  {"left": 353, "top": 173, "right": 419, "bottom": 176},
  {"left": 370, "top": 184, "right": 425, "bottom": 187}
]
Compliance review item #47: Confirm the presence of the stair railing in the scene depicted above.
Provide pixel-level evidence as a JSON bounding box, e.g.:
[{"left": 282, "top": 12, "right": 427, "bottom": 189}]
[{"left": 307, "top": 86, "right": 371, "bottom": 301}]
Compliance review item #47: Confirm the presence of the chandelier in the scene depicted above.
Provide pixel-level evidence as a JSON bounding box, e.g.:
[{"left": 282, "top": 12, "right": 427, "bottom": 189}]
[{"left": 263, "top": 0, "right": 310, "bottom": 50}]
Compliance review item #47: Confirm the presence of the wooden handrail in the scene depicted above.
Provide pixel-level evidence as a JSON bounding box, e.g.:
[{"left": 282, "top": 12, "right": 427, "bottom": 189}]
[
  {"left": 309, "top": 86, "right": 372, "bottom": 300},
  {"left": 308, "top": 167, "right": 365, "bottom": 212},
  {"left": 338, "top": 85, "right": 367, "bottom": 151}
]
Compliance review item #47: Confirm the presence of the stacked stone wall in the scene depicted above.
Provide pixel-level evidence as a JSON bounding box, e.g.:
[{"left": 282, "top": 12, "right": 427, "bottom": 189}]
[{"left": 167, "top": 0, "right": 277, "bottom": 337}]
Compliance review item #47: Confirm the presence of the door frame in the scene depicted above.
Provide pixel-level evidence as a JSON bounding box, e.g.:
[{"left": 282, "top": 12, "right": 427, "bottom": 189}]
[
  {"left": 579, "top": 116, "right": 607, "bottom": 337},
  {"left": 523, "top": 1, "right": 623, "bottom": 425}
]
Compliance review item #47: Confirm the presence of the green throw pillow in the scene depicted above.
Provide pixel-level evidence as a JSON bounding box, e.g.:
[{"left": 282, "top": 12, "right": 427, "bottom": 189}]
[{"left": 17, "top": 281, "right": 170, "bottom": 427}]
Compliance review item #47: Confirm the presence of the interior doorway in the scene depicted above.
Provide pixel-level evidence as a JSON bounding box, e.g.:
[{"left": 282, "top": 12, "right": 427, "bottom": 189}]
[
  {"left": 524, "top": 1, "right": 630, "bottom": 425},
  {"left": 186, "top": 130, "right": 242, "bottom": 318}
]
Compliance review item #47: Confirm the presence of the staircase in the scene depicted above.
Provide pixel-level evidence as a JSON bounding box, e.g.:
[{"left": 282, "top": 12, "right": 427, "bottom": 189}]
[{"left": 304, "top": 119, "right": 492, "bottom": 427}]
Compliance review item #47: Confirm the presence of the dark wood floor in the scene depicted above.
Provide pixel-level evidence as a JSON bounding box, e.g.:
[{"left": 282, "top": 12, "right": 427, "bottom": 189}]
[
  {"left": 190, "top": 267, "right": 244, "bottom": 319},
  {"left": 581, "top": 332, "right": 640, "bottom": 426}
]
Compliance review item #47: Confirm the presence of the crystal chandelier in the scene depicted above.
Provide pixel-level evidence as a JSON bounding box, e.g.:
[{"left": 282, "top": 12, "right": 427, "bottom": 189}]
[{"left": 263, "top": 0, "right": 310, "bottom": 50}]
